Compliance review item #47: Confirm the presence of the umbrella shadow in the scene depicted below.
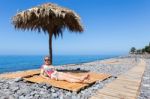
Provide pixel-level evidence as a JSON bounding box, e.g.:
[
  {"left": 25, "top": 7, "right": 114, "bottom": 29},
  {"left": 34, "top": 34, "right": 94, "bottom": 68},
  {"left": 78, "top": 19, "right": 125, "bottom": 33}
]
[{"left": 57, "top": 68, "right": 89, "bottom": 73}]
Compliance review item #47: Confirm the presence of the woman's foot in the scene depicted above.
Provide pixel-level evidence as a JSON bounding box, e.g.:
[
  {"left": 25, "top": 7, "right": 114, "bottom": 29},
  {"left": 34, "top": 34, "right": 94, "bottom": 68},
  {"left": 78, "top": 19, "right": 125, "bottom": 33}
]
[
  {"left": 80, "top": 73, "right": 90, "bottom": 81},
  {"left": 83, "top": 74, "right": 90, "bottom": 83},
  {"left": 82, "top": 79, "right": 90, "bottom": 84}
]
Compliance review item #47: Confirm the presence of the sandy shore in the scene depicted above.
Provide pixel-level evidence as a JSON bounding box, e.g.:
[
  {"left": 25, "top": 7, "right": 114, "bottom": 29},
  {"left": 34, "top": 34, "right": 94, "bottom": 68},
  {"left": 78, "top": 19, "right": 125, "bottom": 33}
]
[{"left": 0, "top": 56, "right": 149, "bottom": 99}]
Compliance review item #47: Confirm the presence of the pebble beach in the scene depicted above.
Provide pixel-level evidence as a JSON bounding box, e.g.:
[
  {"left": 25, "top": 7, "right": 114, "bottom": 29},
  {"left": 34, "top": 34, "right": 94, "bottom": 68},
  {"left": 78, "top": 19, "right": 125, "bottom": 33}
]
[{"left": 0, "top": 56, "right": 150, "bottom": 99}]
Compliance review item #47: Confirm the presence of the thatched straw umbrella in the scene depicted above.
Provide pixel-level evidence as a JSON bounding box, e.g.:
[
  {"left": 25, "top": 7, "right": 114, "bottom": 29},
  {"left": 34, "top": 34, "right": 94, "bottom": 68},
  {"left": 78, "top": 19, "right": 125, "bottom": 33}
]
[{"left": 12, "top": 3, "right": 84, "bottom": 64}]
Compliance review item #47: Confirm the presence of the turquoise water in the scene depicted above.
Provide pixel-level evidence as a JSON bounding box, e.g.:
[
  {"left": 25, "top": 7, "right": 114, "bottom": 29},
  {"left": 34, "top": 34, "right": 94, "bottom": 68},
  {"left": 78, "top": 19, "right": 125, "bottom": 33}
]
[{"left": 0, "top": 55, "right": 117, "bottom": 73}]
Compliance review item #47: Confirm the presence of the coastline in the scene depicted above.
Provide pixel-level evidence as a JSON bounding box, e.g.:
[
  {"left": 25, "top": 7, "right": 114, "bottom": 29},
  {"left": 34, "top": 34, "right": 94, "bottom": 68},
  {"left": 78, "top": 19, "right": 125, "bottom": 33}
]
[
  {"left": 0, "top": 55, "right": 149, "bottom": 99},
  {"left": 0, "top": 55, "right": 117, "bottom": 74},
  {"left": 0, "top": 55, "right": 119, "bottom": 75}
]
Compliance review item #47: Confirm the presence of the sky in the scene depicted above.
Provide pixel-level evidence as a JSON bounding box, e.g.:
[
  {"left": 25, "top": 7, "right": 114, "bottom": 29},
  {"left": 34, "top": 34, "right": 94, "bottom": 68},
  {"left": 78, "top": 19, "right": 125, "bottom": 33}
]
[{"left": 0, "top": 0, "right": 150, "bottom": 55}]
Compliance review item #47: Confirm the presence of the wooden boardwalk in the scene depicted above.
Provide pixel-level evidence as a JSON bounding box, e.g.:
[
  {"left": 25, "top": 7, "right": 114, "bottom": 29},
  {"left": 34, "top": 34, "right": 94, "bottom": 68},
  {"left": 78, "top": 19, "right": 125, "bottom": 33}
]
[{"left": 90, "top": 59, "right": 146, "bottom": 99}]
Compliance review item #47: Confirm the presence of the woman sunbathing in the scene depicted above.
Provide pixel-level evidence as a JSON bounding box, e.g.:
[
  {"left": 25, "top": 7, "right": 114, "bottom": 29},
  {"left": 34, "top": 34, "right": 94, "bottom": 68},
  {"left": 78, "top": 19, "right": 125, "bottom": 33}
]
[{"left": 40, "top": 56, "right": 89, "bottom": 83}]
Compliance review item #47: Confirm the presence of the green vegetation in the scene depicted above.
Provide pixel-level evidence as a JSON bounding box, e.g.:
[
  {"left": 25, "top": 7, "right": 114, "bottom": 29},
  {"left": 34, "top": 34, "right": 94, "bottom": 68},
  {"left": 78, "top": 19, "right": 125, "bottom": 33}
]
[{"left": 130, "top": 42, "right": 150, "bottom": 54}]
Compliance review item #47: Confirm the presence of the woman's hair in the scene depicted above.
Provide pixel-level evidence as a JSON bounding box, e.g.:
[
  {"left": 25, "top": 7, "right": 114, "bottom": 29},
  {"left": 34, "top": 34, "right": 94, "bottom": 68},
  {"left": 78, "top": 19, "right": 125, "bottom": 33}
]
[{"left": 44, "top": 56, "right": 50, "bottom": 60}]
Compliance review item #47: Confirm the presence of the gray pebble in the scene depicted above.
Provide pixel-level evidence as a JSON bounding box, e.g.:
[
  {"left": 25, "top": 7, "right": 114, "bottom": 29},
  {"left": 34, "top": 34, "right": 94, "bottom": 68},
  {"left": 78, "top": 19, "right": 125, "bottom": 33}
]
[{"left": 14, "top": 77, "right": 22, "bottom": 82}]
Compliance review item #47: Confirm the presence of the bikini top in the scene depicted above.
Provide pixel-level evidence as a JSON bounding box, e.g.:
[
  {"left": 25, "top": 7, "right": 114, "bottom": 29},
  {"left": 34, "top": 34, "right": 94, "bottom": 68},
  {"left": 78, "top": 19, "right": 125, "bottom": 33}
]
[{"left": 42, "top": 65, "right": 55, "bottom": 71}]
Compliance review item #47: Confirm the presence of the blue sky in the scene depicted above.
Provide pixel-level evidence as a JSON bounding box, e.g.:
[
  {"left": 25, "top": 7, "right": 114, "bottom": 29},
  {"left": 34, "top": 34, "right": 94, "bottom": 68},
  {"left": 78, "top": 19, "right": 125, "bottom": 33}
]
[{"left": 0, "top": 0, "right": 150, "bottom": 55}]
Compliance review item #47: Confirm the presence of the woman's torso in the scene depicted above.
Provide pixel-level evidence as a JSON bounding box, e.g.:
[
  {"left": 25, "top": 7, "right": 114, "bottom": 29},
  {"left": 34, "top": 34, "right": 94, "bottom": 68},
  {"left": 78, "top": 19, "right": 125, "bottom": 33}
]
[{"left": 42, "top": 65, "right": 55, "bottom": 77}]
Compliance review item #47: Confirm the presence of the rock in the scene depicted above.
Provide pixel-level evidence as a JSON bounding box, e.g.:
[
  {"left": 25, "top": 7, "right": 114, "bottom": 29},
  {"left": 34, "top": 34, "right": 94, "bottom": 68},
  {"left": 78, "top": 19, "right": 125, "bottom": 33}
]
[
  {"left": 63, "top": 95, "right": 72, "bottom": 99},
  {"left": 0, "top": 96, "right": 9, "bottom": 99},
  {"left": 3, "top": 84, "right": 9, "bottom": 89},
  {"left": 45, "top": 84, "right": 52, "bottom": 89},
  {"left": 14, "top": 77, "right": 23, "bottom": 82},
  {"left": 30, "top": 91, "right": 36, "bottom": 96},
  {"left": 17, "top": 88, "right": 31, "bottom": 96},
  {"left": 52, "top": 93, "right": 58, "bottom": 98},
  {"left": 142, "top": 84, "right": 150, "bottom": 88},
  {"left": 11, "top": 86, "right": 19, "bottom": 93},
  {"left": 38, "top": 83, "right": 47, "bottom": 88},
  {"left": 59, "top": 93, "right": 66, "bottom": 99},
  {"left": 51, "top": 88, "right": 56, "bottom": 93},
  {"left": 24, "top": 95, "right": 33, "bottom": 99},
  {"left": 28, "top": 95, "right": 34, "bottom": 99},
  {"left": 9, "top": 95, "right": 15, "bottom": 99},
  {"left": 66, "top": 92, "right": 71, "bottom": 96},
  {"left": 143, "top": 76, "right": 149, "bottom": 80},
  {"left": 13, "top": 93, "right": 19, "bottom": 98},
  {"left": 34, "top": 94, "right": 40, "bottom": 98},
  {"left": 71, "top": 95, "right": 77, "bottom": 99},
  {"left": 19, "top": 95, "right": 26, "bottom": 99}
]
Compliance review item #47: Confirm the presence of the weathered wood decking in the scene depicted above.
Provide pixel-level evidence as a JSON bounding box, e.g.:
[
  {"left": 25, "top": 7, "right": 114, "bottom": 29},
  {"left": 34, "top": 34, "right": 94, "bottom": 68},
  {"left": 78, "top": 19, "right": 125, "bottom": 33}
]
[
  {"left": 0, "top": 69, "right": 40, "bottom": 78},
  {"left": 0, "top": 69, "right": 111, "bottom": 92},
  {"left": 24, "top": 72, "right": 111, "bottom": 92},
  {"left": 90, "top": 59, "right": 146, "bottom": 99}
]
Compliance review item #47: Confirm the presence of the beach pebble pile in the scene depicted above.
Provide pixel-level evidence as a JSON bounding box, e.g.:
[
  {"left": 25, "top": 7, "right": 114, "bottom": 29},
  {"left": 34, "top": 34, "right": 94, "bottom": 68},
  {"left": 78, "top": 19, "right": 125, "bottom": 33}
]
[
  {"left": 138, "top": 59, "right": 150, "bottom": 99},
  {"left": 0, "top": 57, "right": 144, "bottom": 99}
]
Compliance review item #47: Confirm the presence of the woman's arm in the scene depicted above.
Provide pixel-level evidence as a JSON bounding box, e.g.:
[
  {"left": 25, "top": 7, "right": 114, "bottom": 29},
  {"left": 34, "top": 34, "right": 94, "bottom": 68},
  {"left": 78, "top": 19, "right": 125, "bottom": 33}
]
[{"left": 40, "top": 69, "right": 49, "bottom": 79}]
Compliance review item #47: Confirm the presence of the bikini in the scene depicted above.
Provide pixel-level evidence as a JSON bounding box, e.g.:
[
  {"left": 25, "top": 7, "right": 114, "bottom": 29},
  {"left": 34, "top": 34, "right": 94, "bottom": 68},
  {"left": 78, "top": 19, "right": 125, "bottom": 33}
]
[{"left": 41, "top": 65, "right": 58, "bottom": 80}]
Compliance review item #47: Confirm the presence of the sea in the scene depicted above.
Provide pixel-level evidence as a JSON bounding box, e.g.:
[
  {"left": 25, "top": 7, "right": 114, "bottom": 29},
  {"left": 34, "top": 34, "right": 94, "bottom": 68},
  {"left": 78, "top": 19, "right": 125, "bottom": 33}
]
[{"left": 0, "top": 55, "right": 118, "bottom": 73}]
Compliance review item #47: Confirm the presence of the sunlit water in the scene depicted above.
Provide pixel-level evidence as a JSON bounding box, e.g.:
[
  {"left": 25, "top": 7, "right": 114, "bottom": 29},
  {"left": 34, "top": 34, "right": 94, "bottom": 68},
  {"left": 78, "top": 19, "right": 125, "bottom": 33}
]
[{"left": 0, "top": 55, "right": 118, "bottom": 73}]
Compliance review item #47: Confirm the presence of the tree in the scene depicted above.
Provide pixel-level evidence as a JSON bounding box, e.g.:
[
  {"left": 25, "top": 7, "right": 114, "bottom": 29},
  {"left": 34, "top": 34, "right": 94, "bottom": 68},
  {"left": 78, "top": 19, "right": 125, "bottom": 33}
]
[
  {"left": 136, "top": 49, "right": 142, "bottom": 54},
  {"left": 145, "top": 46, "right": 150, "bottom": 53},
  {"left": 130, "top": 47, "right": 136, "bottom": 54},
  {"left": 142, "top": 48, "right": 145, "bottom": 54}
]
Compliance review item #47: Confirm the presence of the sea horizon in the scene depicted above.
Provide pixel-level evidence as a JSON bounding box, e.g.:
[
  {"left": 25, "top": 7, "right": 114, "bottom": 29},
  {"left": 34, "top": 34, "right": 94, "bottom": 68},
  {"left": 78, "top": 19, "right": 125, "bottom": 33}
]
[{"left": 0, "top": 54, "right": 121, "bottom": 74}]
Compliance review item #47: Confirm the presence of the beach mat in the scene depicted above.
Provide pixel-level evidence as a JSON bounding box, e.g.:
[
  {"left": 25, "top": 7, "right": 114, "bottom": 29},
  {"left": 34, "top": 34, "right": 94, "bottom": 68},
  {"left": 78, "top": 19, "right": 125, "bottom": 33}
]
[
  {"left": 0, "top": 69, "right": 40, "bottom": 78},
  {"left": 23, "top": 72, "right": 111, "bottom": 92}
]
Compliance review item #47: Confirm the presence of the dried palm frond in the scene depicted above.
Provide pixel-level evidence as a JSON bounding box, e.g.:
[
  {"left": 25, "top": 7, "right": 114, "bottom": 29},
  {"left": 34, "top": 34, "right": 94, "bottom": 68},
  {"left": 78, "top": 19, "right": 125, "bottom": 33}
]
[{"left": 12, "top": 3, "right": 84, "bottom": 38}]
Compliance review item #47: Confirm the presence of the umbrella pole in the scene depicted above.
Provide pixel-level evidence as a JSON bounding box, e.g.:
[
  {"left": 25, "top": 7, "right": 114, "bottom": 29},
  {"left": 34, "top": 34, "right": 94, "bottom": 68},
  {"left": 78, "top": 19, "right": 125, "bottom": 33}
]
[{"left": 49, "top": 33, "right": 53, "bottom": 65}]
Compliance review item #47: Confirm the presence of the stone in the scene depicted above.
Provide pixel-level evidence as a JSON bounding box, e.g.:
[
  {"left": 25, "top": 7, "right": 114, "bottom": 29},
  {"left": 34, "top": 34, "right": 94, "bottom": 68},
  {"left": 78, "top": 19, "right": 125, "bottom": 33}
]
[
  {"left": 11, "top": 86, "right": 19, "bottom": 93},
  {"left": 38, "top": 83, "right": 46, "bottom": 88},
  {"left": 66, "top": 92, "right": 71, "bottom": 96},
  {"left": 0, "top": 96, "right": 9, "bottom": 99},
  {"left": 63, "top": 95, "right": 72, "bottom": 99},
  {"left": 13, "top": 93, "right": 19, "bottom": 98},
  {"left": 14, "top": 77, "right": 23, "bottom": 82},
  {"left": 34, "top": 94, "right": 40, "bottom": 98},
  {"left": 9, "top": 95, "right": 15, "bottom": 99},
  {"left": 51, "top": 88, "right": 56, "bottom": 93},
  {"left": 3, "top": 84, "right": 9, "bottom": 89},
  {"left": 19, "top": 95, "right": 26, "bottom": 99},
  {"left": 71, "top": 95, "right": 77, "bottom": 99},
  {"left": 52, "top": 93, "right": 58, "bottom": 98},
  {"left": 17, "top": 88, "right": 31, "bottom": 96}
]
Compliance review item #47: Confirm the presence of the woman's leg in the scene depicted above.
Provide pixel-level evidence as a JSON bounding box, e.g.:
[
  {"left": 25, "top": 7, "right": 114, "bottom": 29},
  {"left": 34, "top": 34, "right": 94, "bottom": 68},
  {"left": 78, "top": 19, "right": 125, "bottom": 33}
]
[
  {"left": 57, "top": 72, "right": 84, "bottom": 83},
  {"left": 58, "top": 72, "right": 89, "bottom": 80}
]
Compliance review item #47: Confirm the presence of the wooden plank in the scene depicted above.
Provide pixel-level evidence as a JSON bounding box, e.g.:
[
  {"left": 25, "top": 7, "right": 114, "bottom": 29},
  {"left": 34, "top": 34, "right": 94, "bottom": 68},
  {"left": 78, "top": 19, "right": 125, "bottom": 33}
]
[
  {"left": 112, "top": 80, "right": 140, "bottom": 87},
  {"left": 90, "top": 96, "right": 100, "bottom": 99},
  {"left": 121, "top": 73, "right": 143, "bottom": 76},
  {"left": 117, "top": 77, "right": 141, "bottom": 84},
  {"left": 106, "top": 86, "right": 137, "bottom": 94},
  {"left": 97, "top": 88, "right": 137, "bottom": 98},
  {"left": 117, "top": 76, "right": 143, "bottom": 82},
  {"left": 117, "top": 78, "right": 141, "bottom": 84},
  {"left": 93, "top": 93, "right": 120, "bottom": 99},
  {"left": 0, "top": 69, "right": 40, "bottom": 78},
  {"left": 118, "top": 75, "right": 142, "bottom": 79},
  {"left": 106, "top": 83, "right": 139, "bottom": 90}
]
